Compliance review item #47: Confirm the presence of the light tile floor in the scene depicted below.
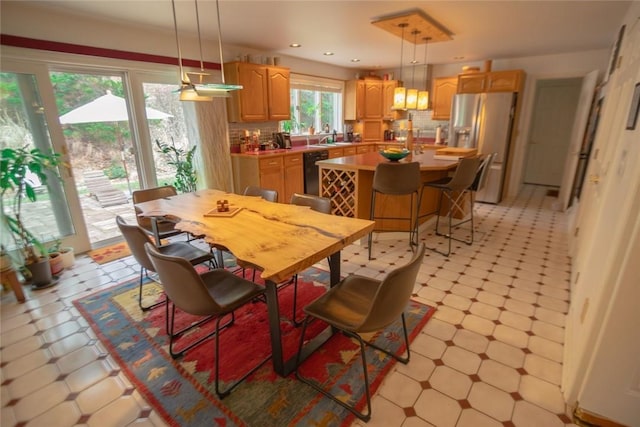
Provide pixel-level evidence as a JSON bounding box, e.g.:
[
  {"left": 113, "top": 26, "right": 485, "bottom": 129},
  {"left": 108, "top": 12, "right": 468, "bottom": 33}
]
[{"left": 1, "top": 184, "right": 574, "bottom": 426}]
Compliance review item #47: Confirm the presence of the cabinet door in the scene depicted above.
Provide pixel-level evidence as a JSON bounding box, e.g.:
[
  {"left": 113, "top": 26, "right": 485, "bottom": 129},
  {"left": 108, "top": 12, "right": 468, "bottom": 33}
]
[
  {"left": 457, "top": 73, "right": 486, "bottom": 93},
  {"left": 283, "top": 154, "right": 303, "bottom": 203},
  {"left": 343, "top": 147, "right": 357, "bottom": 156},
  {"left": 356, "top": 144, "right": 373, "bottom": 154},
  {"left": 238, "top": 64, "right": 268, "bottom": 121},
  {"left": 259, "top": 157, "right": 284, "bottom": 202},
  {"left": 267, "top": 67, "right": 291, "bottom": 120},
  {"left": 432, "top": 77, "right": 458, "bottom": 120},
  {"left": 486, "top": 70, "right": 523, "bottom": 92},
  {"left": 362, "top": 121, "right": 382, "bottom": 141},
  {"left": 382, "top": 80, "right": 397, "bottom": 120},
  {"left": 364, "top": 80, "right": 383, "bottom": 119}
]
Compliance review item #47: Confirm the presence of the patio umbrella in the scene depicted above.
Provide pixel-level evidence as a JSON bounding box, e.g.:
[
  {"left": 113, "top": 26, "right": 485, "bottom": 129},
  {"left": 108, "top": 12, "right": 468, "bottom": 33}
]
[{"left": 59, "top": 90, "right": 172, "bottom": 194}]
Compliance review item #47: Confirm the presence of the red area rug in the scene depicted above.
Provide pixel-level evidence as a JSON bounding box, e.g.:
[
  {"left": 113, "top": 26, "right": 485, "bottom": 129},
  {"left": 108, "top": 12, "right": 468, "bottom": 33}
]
[{"left": 74, "top": 267, "right": 435, "bottom": 426}]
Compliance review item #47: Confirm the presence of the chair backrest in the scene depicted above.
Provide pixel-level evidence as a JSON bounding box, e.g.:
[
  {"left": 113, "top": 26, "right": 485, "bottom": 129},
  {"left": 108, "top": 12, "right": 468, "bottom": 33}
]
[
  {"left": 447, "top": 157, "right": 481, "bottom": 192},
  {"left": 132, "top": 185, "right": 178, "bottom": 229},
  {"left": 243, "top": 185, "right": 278, "bottom": 202},
  {"left": 358, "top": 243, "right": 426, "bottom": 333},
  {"left": 373, "top": 162, "right": 421, "bottom": 195},
  {"left": 115, "top": 215, "right": 155, "bottom": 271},
  {"left": 144, "top": 242, "right": 222, "bottom": 316},
  {"left": 290, "top": 193, "right": 331, "bottom": 214},
  {"left": 471, "top": 153, "right": 495, "bottom": 192}
]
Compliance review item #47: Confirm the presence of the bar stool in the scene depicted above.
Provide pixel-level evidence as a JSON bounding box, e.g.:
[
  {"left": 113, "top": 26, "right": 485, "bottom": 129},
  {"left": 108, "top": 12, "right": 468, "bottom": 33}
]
[
  {"left": 421, "top": 156, "right": 480, "bottom": 257},
  {"left": 368, "top": 162, "right": 421, "bottom": 260},
  {"left": 469, "top": 153, "right": 496, "bottom": 236}
]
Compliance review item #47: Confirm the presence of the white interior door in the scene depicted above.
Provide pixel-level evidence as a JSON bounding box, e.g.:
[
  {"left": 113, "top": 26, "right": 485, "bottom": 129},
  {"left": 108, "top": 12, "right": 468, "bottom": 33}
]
[
  {"left": 523, "top": 78, "right": 582, "bottom": 186},
  {"left": 557, "top": 70, "right": 599, "bottom": 211},
  {"left": 563, "top": 17, "right": 640, "bottom": 425}
]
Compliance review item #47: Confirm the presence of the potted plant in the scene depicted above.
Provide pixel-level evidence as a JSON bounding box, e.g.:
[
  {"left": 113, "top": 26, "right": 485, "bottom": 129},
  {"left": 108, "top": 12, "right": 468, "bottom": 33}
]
[
  {"left": 0, "top": 146, "right": 64, "bottom": 288},
  {"left": 46, "top": 239, "right": 65, "bottom": 276},
  {"left": 155, "top": 138, "right": 197, "bottom": 193}
]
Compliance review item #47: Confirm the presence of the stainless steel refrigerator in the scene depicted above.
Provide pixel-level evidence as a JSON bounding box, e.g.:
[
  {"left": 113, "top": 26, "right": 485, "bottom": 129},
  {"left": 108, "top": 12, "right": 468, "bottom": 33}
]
[{"left": 448, "top": 92, "right": 517, "bottom": 203}]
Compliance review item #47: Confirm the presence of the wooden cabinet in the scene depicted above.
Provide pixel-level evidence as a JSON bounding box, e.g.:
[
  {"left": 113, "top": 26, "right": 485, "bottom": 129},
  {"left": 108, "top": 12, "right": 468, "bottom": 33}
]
[
  {"left": 258, "top": 157, "right": 284, "bottom": 202},
  {"left": 328, "top": 148, "right": 344, "bottom": 159},
  {"left": 344, "top": 80, "right": 365, "bottom": 121},
  {"left": 232, "top": 154, "right": 302, "bottom": 203},
  {"left": 457, "top": 70, "right": 524, "bottom": 94},
  {"left": 224, "top": 62, "right": 290, "bottom": 122},
  {"left": 283, "top": 154, "right": 303, "bottom": 203},
  {"left": 382, "top": 80, "right": 397, "bottom": 120},
  {"left": 363, "top": 80, "right": 383, "bottom": 119},
  {"left": 343, "top": 146, "right": 357, "bottom": 156},
  {"left": 362, "top": 121, "right": 382, "bottom": 141},
  {"left": 356, "top": 144, "right": 373, "bottom": 154},
  {"left": 431, "top": 77, "right": 458, "bottom": 120}
]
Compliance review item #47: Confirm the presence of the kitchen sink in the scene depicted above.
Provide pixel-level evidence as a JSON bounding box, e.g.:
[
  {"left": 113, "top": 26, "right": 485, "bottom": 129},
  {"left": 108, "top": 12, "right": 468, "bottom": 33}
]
[{"left": 333, "top": 142, "right": 353, "bottom": 146}]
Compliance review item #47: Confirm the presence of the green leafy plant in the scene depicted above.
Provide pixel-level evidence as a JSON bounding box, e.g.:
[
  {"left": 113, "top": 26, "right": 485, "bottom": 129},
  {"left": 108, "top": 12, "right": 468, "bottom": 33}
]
[
  {"left": 0, "top": 146, "right": 64, "bottom": 265},
  {"left": 155, "top": 138, "right": 197, "bottom": 193}
]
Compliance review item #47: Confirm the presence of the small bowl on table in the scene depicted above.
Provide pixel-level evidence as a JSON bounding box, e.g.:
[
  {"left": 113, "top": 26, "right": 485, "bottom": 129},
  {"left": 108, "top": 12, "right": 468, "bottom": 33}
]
[{"left": 379, "top": 148, "right": 410, "bottom": 162}]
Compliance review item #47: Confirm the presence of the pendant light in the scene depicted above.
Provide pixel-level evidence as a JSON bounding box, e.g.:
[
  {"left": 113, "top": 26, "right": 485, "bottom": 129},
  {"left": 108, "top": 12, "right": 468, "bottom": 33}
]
[
  {"left": 172, "top": 0, "right": 242, "bottom": 101},
  {"left": 405, "top": 30, "right": 420, "bottom": 110},
  {"left": 392, "top": 23, "right": 408, "bottom": 110},
  {"left": 417, "top": 37, "right": 431, "bottom": 111}
]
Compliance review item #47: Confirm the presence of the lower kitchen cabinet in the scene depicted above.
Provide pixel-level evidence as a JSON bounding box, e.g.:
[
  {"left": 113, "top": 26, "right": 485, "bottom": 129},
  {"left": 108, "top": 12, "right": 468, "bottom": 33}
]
[
  {"left": 232, "top": 154, "right": 304, "bottom": 203},
  {"left": 283, "top": 154, "right": 303, "bottom": 203}
]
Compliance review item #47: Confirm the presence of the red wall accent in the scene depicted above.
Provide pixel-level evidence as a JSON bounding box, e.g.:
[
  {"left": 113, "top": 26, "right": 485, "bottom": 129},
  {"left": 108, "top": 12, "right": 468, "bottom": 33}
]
[{"left": 0, "top": 34, "right": 221, "bottom": 70}]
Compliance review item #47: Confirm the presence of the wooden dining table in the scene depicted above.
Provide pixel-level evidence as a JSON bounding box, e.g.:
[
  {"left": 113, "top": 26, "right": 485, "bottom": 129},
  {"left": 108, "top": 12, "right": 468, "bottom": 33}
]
[{"left": 135, "top": 188, "right": 375, "bottom": 376}]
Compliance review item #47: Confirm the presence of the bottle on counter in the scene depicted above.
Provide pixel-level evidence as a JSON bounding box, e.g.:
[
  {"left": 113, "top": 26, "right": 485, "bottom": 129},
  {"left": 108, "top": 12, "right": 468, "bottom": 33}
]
[
  {"left": 435, "top": 125, "right": 442, "bottom": 144},
  {"left": 406, "top": 114, "right": 414, "bottom": 151}
]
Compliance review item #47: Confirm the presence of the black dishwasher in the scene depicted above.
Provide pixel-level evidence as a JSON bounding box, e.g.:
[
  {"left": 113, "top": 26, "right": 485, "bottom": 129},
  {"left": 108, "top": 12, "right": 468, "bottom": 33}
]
[{"left": 303, "top": 150, "right": 329, "bottom": 196}]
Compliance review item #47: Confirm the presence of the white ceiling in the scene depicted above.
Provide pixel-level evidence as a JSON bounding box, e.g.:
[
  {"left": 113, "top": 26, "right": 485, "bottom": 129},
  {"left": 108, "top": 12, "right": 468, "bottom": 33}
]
[{"left": 24, "top": 1, "right": 632, "bottom": 70}]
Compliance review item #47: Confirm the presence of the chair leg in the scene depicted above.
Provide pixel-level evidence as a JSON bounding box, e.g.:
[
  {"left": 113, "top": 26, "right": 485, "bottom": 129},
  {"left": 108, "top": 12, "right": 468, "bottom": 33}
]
[
  {"left": 368, "top": 191, "right": 376, "bottom": 260},
  {"left": 291, "top": 274, "right": 303, "bottom": 326},
  {"left": 168, "top": 305, "right": 234, "bottom": 359},
  {"left": 215, "top": 314, "right": 271, "bottom": 398},
  {"left": 139, "top": 267, "right": 165, "bottom": 311}
]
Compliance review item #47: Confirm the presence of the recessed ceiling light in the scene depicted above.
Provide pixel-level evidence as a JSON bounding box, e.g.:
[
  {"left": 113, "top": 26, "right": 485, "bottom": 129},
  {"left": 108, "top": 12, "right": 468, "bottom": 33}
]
[
  {"left": 290, "top": 43, "right": 302, "bottom": 48},
  {"left": 351, "top": 58, "right": 360, "bottom": 62},
  {"left": 410, "top": 60, "right": 419, "bottom": 64},
  {"left": 324, "top": 52, "right": 334, "bottom": 56},
  {"left": 454, "top": 56, "right": 465, "bottom": 60}
]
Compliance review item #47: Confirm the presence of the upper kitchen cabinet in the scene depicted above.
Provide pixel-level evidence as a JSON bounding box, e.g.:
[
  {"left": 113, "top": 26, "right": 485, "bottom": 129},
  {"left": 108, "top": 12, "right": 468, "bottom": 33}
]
[
  {"left": 382, "top": 80, "right": 397, "bottom": 120},
  {"left": 457, "top": 70, "right": 525, "bottom": 94},
  {"left": 224, "top": 62, "right": 290, "bottom": 122},
  {"left": 345, "top": 78, "right": 395, "bottom": 121},
  {"left": 431, "top": 76, "right": 458, "bottom": 120}
]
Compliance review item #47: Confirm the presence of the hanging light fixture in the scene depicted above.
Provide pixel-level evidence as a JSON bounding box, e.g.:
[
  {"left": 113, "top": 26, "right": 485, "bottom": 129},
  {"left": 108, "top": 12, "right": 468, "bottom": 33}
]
[
  {"left": 405, "top": 30, "right": 421, "bottom": 110},
  {"left": 417, "top": 37, "right": 431, "bottom": 111},
  {"left": 172, "top": 0, "right": 242, "bottom": 101},
  {"left": 392, "top": 23, "right": 408, "bottom": 110}
]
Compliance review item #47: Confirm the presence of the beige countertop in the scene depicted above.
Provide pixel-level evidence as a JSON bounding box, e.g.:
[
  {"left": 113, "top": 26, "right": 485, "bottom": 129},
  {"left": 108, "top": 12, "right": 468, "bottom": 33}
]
[{"left": 316, "top": 149, "right": 460, "bottom": 172}]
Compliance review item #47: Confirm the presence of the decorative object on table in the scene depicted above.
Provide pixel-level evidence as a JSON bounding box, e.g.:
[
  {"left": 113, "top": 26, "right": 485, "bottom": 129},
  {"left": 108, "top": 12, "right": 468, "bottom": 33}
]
[
  {"left": 0, "top": 146, "right": 64, "bottom": 289},
  {"left": 204, "top": 206, "right": 242, "bottom": 218},
  {"left": 72, "top": 266, "right": 435, "bottom": 426},
  {"left": 379, "top": 147, "right": 410, "bottom": 161},
  {"left": 155, "top": 138, "right": 197, "bottom": 193},
  {"left": 216, "top": 199, "right": 230, "bottom": 212}
]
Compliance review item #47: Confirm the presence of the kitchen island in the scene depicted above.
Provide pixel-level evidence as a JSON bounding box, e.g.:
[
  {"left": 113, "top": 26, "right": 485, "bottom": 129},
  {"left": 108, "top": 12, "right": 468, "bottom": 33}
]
[{"left": 317, "top": 150, "right": 460, "bottom": 231}]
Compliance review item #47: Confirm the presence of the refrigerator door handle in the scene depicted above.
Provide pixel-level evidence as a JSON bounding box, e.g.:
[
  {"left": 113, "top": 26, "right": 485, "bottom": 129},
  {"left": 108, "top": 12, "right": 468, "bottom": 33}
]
[{"left": 470, "top": 94, "right": 484, "bottom": 149}]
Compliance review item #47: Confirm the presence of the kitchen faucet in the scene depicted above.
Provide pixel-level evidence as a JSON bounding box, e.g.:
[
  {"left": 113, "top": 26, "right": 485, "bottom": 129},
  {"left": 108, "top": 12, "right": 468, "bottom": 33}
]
[{"left": 317, "top": 135, "right": 333, "bottom": 145}]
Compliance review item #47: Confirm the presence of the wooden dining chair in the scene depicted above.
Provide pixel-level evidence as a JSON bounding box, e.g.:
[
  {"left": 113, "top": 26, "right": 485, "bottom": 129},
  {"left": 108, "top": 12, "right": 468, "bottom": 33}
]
[
  {"left": 115, "top": 216, "right": 215, "bottom": 311},
  {"left": 144, "top": 242, "right": 271, "bottom": 398},
  {"left": 295, "top": 243, "right": 426, "bottom": 421}
]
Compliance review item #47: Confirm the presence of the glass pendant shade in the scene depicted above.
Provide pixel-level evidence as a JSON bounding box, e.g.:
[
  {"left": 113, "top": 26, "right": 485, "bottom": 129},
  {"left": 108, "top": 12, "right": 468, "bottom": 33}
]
[
  {"left": 406, "top": 88, "right": 418, "bottom": 110},
  {"left": 393, "top": 86, "right": 407, "bottom": 110},
  {"left": 417, "top": 90, "right": 429, "bottom": 110}
]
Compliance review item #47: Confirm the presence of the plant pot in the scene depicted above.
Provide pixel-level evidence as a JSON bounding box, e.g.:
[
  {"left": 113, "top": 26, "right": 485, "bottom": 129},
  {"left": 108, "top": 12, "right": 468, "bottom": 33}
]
[
  {"left": 59, "top": 247, "right": 75, "bottom": 268},
  {"left": 49, "top": 252, "right": 64, "bottom": 276},
  {"left": 26, "top": 257, "right": 55, "bottom": 289}
]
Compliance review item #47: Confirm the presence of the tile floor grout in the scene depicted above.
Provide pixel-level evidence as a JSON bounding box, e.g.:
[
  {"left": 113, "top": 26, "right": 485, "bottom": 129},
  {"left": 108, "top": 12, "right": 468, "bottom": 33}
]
[{"left": 1, "top": 184, "right": 573, "bottom": 426}]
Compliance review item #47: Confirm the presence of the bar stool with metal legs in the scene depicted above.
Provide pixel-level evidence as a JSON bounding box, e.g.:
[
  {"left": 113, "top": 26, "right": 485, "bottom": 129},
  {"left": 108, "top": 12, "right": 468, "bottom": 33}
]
[
  {"left": 420, "top": 156, "right": 480, "bottom": 257},
  {"left": 368, "top": 162, "right": 421, "bottom": 260}
]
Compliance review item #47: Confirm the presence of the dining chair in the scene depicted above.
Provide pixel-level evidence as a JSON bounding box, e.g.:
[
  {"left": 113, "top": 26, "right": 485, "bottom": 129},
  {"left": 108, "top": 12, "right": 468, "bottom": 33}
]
[
  {"left": 144, "top": 242, "right": 270, "bottom": 398},
  {"left": 115, "top": 215, "right": 215, "bottom": 311},
  {"left": 470, "top": 153, "right": 496, "bottom": 233},
  {"left": 132, "top": 185, "right": 185, "bottom": 244},
  {"left": 368, "top": 161, "right": 421, "bottom": 260},
  {"left": 420, "top": 156, "right": 481, "bottom": 256},
  {"left": 295, "top": 243, "right": 426, "bottom": 421}
]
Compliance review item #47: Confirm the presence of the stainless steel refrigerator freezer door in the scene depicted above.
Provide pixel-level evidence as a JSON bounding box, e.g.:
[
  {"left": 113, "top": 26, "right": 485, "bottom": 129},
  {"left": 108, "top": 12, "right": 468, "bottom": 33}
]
[
  {"left": 476, "top": 163, "right": 503, "bottom": 203},
  {"left": 477, "top": 93, "right": 516, "bottom": 162},
  {"left": 448, "top": 93, "right": 482, "bottom": 147}
]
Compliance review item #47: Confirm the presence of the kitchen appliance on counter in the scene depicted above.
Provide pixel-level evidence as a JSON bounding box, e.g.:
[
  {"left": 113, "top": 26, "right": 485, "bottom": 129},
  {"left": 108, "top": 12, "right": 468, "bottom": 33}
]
[
  {"left": 448, "top": 92, "right": 517, "bottom": 203},
  {"left": 273, "top": 132, "right": 291, "bottom": 149},
  {"left": 303, "top": 150, "right": 329, "bottom": 196}
]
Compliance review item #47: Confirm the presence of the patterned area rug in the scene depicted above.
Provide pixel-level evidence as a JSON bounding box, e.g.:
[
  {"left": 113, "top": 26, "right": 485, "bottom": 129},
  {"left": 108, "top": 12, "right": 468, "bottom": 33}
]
[
  {"left": 87, "top": 241, "right": 131, "bottom": 264},
  {"left": 74, "top": 267, "right": 434, "bottom": 426}
]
